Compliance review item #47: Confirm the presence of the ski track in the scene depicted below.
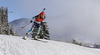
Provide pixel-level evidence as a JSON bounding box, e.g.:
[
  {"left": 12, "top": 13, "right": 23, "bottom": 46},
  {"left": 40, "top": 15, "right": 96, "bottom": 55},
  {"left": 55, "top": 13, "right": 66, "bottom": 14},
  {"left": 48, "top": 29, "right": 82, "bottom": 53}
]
[{"left": 0, "top": 35, "right": 99, "bottom": 55}]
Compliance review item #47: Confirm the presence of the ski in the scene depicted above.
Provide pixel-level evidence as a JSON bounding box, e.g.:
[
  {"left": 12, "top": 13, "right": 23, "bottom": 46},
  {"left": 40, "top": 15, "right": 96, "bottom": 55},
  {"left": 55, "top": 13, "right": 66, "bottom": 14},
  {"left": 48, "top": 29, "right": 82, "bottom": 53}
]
[
  {"left": 22, "top": 37, "right": 48, "bottom": 43},
  {"left": 31, "top": 38, "right": 48, "bottom": 43}
]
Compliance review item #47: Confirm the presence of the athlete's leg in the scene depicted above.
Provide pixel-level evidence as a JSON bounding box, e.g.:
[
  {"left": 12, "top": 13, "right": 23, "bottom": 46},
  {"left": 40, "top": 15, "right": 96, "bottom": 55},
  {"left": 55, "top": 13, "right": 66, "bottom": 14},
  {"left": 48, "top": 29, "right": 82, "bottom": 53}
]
[
  {"left": 25, "top": 25, "right": 35, "bottom": 36},
  {"left": 37, "top": 27, "right": 41, "bottom": 36}
]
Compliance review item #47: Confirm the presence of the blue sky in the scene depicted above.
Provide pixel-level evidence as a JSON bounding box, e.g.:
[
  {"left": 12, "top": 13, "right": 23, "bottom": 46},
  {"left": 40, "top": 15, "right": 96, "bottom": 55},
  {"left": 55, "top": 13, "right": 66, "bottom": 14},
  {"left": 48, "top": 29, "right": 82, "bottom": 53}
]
[
  {"left": 0, "top": 0, "right": 26, "bottom": 22},
  {"left": 0, "top": 0, "right": 65, "bottom": 22}
]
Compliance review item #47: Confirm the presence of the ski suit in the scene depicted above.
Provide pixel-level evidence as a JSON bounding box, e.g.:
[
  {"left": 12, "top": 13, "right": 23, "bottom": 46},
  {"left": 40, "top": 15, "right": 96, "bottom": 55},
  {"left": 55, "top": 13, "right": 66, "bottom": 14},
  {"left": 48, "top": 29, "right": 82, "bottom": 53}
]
[{"left": 26, "top": 12, "right": 45, "bottom": 36}]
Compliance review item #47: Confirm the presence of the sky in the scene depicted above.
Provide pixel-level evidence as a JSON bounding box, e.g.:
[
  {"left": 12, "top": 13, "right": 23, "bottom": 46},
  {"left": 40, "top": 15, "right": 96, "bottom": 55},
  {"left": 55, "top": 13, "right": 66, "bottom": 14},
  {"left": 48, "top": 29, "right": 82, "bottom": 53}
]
[
  {"left": 0, "top": 0, "right": 66, "bottom": 22},
  {"left": 1, "top": 0, "right": 100, "bottom": 44}
]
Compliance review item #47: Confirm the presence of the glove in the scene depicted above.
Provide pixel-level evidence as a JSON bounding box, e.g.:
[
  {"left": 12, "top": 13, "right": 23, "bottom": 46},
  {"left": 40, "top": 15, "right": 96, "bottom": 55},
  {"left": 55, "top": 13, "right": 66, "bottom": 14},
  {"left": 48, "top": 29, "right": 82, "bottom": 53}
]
[
  {"left": 41, "top": 21, "right": 43, "bottom": 23},
  {"left": 30, "top": 20, "right": 32, "bottom": 23}
]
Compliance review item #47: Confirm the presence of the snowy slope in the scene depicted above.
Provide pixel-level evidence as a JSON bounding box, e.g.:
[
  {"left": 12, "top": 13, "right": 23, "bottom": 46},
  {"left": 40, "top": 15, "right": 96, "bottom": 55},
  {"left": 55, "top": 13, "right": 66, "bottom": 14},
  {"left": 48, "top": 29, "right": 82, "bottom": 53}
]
[{"left": 0, "top": 35, "right": 100, "bottom": 55}]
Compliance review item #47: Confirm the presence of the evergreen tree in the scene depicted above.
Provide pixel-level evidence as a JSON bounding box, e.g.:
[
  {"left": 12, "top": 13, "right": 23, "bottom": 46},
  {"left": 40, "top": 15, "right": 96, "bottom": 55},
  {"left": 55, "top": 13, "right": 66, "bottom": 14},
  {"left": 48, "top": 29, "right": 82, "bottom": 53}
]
[
  {"left": 9, "top": 24, "right": 15, "bottom": 35},
  {"left": 72, "top": 38, "right": 82, "bottom": 46},
  {"left": 31, "top": 21, "right": 50, "bottom": 40}
]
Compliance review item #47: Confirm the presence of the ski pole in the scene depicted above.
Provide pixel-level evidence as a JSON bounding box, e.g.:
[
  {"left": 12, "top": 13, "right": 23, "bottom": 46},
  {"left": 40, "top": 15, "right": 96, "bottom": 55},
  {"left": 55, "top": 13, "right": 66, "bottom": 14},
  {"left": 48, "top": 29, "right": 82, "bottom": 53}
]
[{"left": 19, "top": 23, "right": 31, "bottom": 31}]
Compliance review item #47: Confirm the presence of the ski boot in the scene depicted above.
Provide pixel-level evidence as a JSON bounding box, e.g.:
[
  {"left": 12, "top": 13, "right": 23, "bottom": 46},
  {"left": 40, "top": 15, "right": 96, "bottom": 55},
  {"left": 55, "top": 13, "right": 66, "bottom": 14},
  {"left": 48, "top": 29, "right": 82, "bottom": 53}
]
[
  {"left": 23, "top": 36, "right": 27, "bottom": 40},
  {"left": 34, "top": 38, "right": 38, "bottom": 40},
  {"left": 23, "top": 33, "right": 28, "bottom": 40},
  {"left": 34, "top": 36, "right": 38, "bottom": 40}
]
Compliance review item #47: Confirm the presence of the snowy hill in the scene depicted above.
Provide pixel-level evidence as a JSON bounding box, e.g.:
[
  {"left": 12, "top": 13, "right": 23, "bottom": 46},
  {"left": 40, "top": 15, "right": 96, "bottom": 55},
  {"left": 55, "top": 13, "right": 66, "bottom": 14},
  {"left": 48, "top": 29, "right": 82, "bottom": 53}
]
[
  {"left": 0, "top": 35, "right": 100, "bottom": 55},
  {"left": 9, "top": 18, "right": 32, "bottom": 36}
]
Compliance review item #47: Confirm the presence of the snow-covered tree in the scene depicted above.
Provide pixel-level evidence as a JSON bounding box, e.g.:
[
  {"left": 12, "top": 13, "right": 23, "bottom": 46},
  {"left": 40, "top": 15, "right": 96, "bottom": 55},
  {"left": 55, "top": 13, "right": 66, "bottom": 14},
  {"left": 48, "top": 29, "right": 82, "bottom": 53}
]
[{"left": 72, "top": 38, "right": 82, "bottom": 46}]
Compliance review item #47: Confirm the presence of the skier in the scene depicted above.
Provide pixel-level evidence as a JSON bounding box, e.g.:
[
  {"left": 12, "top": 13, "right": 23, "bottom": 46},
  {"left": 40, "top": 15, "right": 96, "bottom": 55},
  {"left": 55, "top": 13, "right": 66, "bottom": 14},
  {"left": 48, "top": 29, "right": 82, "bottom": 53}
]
[{"left": 23, "top": 9, "right": 46, "bottom": 40}]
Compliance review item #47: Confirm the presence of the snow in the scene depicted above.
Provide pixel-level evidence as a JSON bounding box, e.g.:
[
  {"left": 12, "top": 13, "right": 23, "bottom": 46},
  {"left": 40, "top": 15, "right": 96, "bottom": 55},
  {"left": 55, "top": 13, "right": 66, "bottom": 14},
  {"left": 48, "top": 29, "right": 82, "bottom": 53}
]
[{"left": 0, "top": 35, "right": 100, "bottom": 55}]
